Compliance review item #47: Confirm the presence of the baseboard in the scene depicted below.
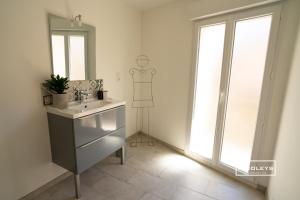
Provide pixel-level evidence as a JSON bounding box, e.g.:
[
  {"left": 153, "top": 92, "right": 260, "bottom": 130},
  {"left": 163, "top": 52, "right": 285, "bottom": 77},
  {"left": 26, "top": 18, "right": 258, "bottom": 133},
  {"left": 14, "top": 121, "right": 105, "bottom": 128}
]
[
  {"left": 257, "top": 184, "right": 267, "bottom": 193},
  {"left": 128, "top": 131, "right": 184, "bottom": 153},
  {"left": 125, "top": 131, "right": 140, "bottom": 141},
  {"left": 141, "top": 132, "right": 185, "bottom": 154},
  {"left": 19, "top": 171, "right": 72, "bottom": 200}
]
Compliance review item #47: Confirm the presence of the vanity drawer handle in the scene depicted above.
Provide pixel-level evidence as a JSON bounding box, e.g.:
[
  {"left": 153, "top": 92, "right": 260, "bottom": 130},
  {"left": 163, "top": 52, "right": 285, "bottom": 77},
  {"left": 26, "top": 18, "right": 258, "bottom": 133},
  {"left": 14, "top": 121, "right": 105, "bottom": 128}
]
[
  {"left": 77, "top": 130, "right": 119, "bottom": 148},
  {"left": 79, "top": 136, "right": 105, "bottom": 148}
]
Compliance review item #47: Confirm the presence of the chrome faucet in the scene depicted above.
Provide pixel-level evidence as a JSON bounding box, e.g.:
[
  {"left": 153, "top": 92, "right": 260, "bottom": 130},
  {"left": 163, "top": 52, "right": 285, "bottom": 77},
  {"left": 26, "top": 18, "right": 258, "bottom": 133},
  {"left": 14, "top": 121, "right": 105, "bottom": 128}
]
[{"left": 75, "top": 89, "right": 90, "bottom": 104}]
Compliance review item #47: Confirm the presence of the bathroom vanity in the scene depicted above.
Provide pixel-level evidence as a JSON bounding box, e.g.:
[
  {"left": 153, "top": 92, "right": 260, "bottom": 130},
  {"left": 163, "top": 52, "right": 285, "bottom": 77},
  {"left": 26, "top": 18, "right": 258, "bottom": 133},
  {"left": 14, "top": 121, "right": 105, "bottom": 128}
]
[{"left": 46, "top": 99, "right": 126, "bottom": 199}]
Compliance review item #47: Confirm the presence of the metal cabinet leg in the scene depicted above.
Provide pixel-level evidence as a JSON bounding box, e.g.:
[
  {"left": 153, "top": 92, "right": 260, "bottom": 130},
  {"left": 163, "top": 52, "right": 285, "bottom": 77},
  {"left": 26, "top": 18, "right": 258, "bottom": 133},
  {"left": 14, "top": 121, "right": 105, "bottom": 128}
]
[
  {"left": 74, "top": 174, "right": 81, "bottom": 199},
  {"left": 121, "top": 145, "right": 125, "bottom": 165}
]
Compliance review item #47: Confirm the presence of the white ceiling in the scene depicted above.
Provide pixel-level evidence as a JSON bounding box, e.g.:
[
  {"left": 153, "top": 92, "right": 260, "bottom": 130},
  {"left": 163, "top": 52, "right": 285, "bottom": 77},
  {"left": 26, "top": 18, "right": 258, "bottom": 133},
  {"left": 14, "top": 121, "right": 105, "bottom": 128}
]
[{"left": 121, "top": 0, "right": 178, "bottom": 11}]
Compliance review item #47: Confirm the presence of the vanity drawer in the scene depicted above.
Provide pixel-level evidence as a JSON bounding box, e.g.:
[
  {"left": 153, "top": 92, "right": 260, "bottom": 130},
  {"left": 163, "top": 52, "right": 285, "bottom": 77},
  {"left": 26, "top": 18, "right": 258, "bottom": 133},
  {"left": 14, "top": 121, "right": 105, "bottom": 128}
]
[
  {"left": 74, "top": 106, "right": 125, "bottom": 147},
  {"left": 76, "top": 127, "right": 125, "bottom": 173}
]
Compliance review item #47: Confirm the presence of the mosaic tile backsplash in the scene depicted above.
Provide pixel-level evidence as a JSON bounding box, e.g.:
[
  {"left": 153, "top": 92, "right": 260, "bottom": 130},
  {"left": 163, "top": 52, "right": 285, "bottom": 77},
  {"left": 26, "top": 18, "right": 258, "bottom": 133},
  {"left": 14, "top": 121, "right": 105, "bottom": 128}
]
[{"left": 66, "top": 79, "right": 103, "bottom": 102}]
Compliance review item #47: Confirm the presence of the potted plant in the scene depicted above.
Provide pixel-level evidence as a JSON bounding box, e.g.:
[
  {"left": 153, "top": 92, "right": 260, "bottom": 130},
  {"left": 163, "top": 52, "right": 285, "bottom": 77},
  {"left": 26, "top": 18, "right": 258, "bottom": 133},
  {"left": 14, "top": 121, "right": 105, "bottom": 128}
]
[{"left": 44, "top": 74, "right": 69, "bottom": 108}]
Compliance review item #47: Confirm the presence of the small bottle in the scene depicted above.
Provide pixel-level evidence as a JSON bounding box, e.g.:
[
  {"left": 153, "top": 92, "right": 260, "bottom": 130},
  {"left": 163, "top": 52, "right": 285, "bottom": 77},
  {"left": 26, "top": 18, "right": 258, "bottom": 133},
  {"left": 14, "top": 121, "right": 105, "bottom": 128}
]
[
  {"left": 103, "top": 91, "right": 108, "bottom": 100},
  {"left": 97, "top": 90, "right": 103, "bottom": 100}
]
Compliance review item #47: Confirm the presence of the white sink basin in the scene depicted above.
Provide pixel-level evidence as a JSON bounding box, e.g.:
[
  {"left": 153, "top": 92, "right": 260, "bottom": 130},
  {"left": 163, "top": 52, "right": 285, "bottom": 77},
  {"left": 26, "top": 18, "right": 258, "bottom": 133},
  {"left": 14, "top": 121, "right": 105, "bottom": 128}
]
[
  {"left": 46, "top": 99, "right": 126, "bottom": 119},
  {"left": 68, "top": 100, "right": 111, "bottom": 112}
]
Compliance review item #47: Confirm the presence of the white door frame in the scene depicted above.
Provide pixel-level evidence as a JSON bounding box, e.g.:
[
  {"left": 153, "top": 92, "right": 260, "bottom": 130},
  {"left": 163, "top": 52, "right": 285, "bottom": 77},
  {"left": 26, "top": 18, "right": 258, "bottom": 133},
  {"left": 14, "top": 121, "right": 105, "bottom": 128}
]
[{"left": 185, "top": 3, "right": 282, "bottom": 186}]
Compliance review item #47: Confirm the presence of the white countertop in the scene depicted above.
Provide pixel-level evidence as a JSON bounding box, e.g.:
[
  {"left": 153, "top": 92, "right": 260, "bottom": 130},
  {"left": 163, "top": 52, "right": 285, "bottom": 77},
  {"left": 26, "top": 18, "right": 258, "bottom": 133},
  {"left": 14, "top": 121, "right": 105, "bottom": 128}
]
[{"left": 46, "top": 99, "right": 126, "bottom": 119}]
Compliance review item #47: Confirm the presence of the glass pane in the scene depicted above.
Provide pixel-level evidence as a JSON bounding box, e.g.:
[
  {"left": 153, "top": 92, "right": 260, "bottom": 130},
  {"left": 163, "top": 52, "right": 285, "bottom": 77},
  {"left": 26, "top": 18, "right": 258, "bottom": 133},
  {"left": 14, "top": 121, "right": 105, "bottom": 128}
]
[
  {"left": 190, "top": 23, "right": 226, "bottom": 159},
  {"left": 69, "top": 35, "right": 86, "bottom": 80},
  {"left": 51, "top": 35, "right": 66, "bottom": 77},
  {"left": 221, "top": 15, "right": 272, "bottom": 172}
]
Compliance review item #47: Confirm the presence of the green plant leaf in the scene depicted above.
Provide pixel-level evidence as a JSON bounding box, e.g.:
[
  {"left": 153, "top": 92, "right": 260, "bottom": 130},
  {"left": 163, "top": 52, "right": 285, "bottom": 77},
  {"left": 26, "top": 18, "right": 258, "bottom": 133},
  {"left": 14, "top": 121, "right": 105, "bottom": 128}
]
[{"left": 44, "top": 74, "right": 69, "bottom": 94}]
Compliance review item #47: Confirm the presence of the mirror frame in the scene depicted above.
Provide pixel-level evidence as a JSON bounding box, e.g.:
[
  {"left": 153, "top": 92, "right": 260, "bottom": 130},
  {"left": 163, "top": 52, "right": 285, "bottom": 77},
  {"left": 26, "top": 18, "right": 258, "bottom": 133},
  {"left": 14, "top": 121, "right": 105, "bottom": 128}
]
[{"left": 48, "top": 14, "right": 96, "bottom": 80}]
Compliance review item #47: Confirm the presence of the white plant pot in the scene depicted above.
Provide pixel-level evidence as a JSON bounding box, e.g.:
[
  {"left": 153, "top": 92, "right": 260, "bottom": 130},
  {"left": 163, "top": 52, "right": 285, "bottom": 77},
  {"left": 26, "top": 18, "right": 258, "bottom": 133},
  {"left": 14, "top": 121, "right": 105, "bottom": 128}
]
[{"left": 52, "top": 93, "right": 69, "bottom": 109}]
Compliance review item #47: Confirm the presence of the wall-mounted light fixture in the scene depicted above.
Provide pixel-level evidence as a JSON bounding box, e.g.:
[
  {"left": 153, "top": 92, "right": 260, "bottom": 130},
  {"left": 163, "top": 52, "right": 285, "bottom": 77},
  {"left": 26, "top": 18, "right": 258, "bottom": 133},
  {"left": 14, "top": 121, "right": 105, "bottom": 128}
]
[{"left": 71, "top": 14, "right": 82, "bottom": 27}]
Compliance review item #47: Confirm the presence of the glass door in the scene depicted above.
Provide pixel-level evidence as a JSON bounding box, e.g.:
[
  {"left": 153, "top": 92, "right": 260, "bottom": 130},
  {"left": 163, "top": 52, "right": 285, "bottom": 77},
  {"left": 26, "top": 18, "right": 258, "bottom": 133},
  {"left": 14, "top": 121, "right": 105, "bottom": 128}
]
[
  {"left": 189, "top": 5, "right": 280, "bottom": 178},
  {"left": 189, "top": 22, "right": 226, "bottom": 160},
  {"left": 220, "top": 15, "right": 272, "bottom": 172}
]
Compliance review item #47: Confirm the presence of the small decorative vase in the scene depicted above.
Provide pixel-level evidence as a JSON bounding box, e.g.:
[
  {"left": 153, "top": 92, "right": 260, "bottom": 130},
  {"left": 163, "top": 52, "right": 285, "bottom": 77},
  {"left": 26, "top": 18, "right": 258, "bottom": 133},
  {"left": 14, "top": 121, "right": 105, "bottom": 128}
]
[
  {"left": 97, "top": 90, "right": 103, "bottom": 100},
  {"left": 52, "top": 93, "right": 69, "bottom": 109}
]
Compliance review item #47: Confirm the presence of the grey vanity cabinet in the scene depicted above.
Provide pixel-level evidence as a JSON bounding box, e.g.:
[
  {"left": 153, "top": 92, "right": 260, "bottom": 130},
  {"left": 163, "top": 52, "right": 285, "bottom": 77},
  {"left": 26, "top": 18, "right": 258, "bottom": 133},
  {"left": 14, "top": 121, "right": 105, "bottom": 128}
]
[{"left": 47, "top": 105, "right": 125, "bottom": 198}]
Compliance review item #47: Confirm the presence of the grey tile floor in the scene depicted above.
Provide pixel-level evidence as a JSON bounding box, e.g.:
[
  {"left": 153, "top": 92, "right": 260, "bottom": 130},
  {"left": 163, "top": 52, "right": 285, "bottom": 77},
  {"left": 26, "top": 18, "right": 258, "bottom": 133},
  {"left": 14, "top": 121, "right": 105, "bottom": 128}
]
[{"left": 33, "top": 137, "right": 265, "bottom": 200}]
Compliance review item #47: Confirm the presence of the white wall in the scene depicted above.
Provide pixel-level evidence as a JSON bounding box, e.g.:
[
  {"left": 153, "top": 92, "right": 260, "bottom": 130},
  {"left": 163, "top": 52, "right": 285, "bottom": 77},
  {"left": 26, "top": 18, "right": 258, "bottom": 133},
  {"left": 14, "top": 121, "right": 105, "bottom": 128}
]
[
  {"left": 0, "top": 0, "right": 141, "bottom": 199},
  {"left": 142, "top": 0, "right": 300, "bottom": 186},
  {"left": 267, "top": 17, "right": 300, "bottom": 200},
  {"left": 142, "top": 0, "right": 193, "bottom": 149}
]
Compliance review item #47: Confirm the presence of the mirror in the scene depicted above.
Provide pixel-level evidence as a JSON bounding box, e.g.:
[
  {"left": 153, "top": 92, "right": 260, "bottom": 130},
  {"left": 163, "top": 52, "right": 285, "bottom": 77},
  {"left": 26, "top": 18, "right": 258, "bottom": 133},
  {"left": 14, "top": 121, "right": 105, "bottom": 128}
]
[{"left": 48, "top": 14, "right": 96, "bottom": 80}]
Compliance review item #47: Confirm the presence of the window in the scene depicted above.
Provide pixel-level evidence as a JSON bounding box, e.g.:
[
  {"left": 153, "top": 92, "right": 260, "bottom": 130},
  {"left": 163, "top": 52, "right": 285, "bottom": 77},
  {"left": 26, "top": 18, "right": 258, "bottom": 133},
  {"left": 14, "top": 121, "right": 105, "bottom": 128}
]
[{"left": 51, "top": 31, "right": 87, "bottom": 80}]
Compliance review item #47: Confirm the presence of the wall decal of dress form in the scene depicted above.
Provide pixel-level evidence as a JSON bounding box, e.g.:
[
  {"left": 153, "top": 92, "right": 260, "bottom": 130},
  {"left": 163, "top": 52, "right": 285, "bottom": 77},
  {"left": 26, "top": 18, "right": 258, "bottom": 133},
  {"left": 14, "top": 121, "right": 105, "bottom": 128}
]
[{"left": 129, "top": 55, "right": 156, "bottom": 146}]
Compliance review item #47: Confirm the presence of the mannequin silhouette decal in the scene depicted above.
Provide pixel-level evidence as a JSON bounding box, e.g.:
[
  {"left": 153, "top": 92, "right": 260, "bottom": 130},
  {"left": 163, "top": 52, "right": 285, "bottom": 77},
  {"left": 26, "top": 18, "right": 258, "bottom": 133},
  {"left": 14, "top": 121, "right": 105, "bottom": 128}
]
[{"left": 129, "top": 55, "right": 156, "bottom": 146}]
